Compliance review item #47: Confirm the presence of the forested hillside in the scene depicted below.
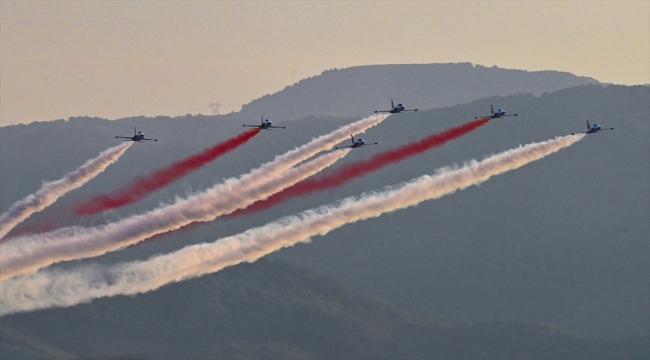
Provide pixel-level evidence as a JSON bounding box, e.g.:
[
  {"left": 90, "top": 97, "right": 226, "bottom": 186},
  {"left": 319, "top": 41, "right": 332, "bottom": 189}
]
[{"left": 2, "top": 259, "right": 647, "bottom": 360}]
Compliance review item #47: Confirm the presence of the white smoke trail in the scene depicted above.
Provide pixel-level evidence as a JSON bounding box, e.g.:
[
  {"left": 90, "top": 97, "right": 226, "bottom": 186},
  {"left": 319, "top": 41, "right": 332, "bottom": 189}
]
[
  {"left": 0, "top": 135, "right": 583, "bottom": 315},
  {"left": 0, "top": 115, "right": 387, "bottom": 280},
  {"left": 0, "top": 142, "right": 132, "bottom": 240}
]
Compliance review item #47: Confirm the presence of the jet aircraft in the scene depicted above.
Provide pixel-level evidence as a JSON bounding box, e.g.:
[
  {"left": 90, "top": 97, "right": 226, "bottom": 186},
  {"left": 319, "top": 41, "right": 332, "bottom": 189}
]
[
  {"left": 572, "top": 120, "right": 614, "bottom": 135},
  {"left": 375, "top": 99, "right": 418, "bottom": 114},
  {"left": 335, "top": 134, "right": 378, "bottom": 149},
  {"left": 475, "top": 105, "right": 518, "bottom": 119},
  {"left": 116, "top": 128, "right": 158, "bottom": 142},
  {"left": 243, "top": 115, "right": 286, "bottom": 130}
]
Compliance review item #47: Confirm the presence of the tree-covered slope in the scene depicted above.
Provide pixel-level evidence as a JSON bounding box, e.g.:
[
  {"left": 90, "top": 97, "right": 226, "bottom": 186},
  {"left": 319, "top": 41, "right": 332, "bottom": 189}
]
[{"left": 1, "top": 259, "right": 646, "bottom": 360}]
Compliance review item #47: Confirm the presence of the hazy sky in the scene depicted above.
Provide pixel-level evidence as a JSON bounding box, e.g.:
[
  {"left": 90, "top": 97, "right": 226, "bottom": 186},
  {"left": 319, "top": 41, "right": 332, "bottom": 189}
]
[{"left": 1, "top": 1, "right": 648, "bottom": 126}]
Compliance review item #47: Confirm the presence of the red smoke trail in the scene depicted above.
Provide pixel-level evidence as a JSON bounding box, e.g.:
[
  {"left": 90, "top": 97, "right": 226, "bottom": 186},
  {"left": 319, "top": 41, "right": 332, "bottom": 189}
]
[
  {"left": 2, "top": 219, "right": 60, "bottom": 241},
  {"left": 75, "top": 129, "right": 261, "bottom": 215},
  {"left": 230, "top": 118, "right": 490, "bottom": 216}
]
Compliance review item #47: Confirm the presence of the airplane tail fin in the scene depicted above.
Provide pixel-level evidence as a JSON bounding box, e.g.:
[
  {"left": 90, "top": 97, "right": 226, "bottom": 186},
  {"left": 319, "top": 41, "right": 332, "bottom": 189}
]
[
  {"left": 391, "top": 99, "right": 394, "bottom": 109},
  {"left": 134, "top": 127, "right": 136, "bottom": 136},
  {"left": 586, "top": 120, "right": 590, "bottom": 129},
  {"left": 351, "top": 134, "right": 355, "bottom": 144},
  {"left": 490, "top": 105, "right": 494, "bottom": 114},
  {"left": 261, "top": 115, "right": 264, "bottom": 125}
]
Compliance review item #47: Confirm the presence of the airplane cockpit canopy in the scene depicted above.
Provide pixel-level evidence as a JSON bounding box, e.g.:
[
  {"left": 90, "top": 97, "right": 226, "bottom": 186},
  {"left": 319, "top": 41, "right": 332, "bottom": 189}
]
[{"left": 396, "top": 103, "right": 403, "bottom": 107}]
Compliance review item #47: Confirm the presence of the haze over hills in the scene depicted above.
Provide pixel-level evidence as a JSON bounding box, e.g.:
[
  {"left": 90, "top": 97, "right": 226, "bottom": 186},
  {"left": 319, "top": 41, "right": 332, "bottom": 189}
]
[
  {"left": 0, "top": 65, "right": 647, "bottom": 357},
  {"left": 237, "top": 63, "right": 598, "bottom": 120},
  {"left": 1, "top": 259, "right": 647, "bottom": 360}
]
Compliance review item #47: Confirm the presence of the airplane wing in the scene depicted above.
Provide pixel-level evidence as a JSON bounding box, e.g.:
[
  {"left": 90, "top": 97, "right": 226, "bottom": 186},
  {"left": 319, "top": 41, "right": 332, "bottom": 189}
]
[
  {"left": 374, "top": 110, "right": 391, "bottom": 113},
  {"left": 474, "top": 115, "right": 491, "bottom": 119},
  {"left": 242, "top": 124, "right": 260, "bottom": 128},
  {"left": 269, "top": 126, "right": 286, "bottom": 129},
  {"left": 141, "top": 138, "right": 158, "bottom": 141},
  {"left": 572, "top": 131, "right": 588, "bottom": 135},
  {"left": 502, "top": 114, "right": 519, "bottom": 117},
  {"left": 115, "top": 136, "right": 133, "bottom": 139},
  {"left": 401, "top": 109, "right": 418, "bottom": 112}
]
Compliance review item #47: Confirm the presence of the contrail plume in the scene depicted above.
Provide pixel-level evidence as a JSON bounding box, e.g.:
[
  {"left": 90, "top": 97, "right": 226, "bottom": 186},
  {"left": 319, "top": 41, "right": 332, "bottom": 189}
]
[
  {"left": 74, "top": 129, "right": 261, "bottom": 215},
  {"left": 0, "top": 115, "right": 387, "bottom": 280},
  {"left": 0, "top": 135, "right": 583, "bottom": 315},
  {"left": 0, "top": 143, "right": 132, "bottom": 240},
  {"left": 232, "top": 117, "right": 490, "bottom": 216},
  {"left": 144, "top": 149, "right": 351, "bottom": 243}
]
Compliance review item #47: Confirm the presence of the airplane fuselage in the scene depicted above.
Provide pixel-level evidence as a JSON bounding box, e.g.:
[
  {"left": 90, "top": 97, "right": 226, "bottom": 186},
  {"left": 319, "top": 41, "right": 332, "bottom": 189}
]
[
  {"left": 335, "top": 135, "right": 376, "bottom": 149},
  {"left": 243, "top": 117, "right": 285, "bottom": 130},
  {"left": 131, "top": 132, "right": 146, "bottom": 141},
  {"left": 572, "top": 121, "right": 613, "bottom": 135},
  {"left": 475, "top": 106, "right": 516, "bottom": 120},
  {"left": 586, "top": 126, "right": 602, "bottom": 134},
  {"left": 255, "top": 122, "right": 282, "bottom": 130},
  {"left": 116, "top": 129, "right": 157, "bottom": 142},
  {"left": 375, "top": 101, "right": 417, "bottom": 114},
  {"left": 491, "top": 109, "right": 506, "bottom": 118},
  {"left": 260, "top": 120, "right": 280, "bottom": 129}
]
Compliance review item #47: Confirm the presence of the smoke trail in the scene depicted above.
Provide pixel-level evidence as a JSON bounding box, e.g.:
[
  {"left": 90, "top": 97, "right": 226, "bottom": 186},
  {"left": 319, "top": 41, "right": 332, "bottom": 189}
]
[
  {"left": 144, "top": 149, "right": 352, "bottom": 243},
  {"left": 75, "top": 129, "right": 261, "bottom": 215},
  {"left": 0, "top": 143, "right": 132, "bottom": 240},
  {"left": 0, "top": 135, "right": 583, "bottom": 315},
  {"left": 232, "top": 117, "right": 490, "bottom": 215},
  {"left": 0, "top": 115, "right": 387, "bottom": 280}
]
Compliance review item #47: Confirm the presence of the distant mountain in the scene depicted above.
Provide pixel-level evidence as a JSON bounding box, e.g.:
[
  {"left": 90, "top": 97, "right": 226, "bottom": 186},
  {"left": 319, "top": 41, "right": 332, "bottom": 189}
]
[
  {"left": 0, "top": 85, "right": 647, "bottom": 342},
  {"left": 237, "top": 63, "right": 598, "bottom": 120},
  {"left": 1, "top": 258, "right": 647, "bottom": 360}
]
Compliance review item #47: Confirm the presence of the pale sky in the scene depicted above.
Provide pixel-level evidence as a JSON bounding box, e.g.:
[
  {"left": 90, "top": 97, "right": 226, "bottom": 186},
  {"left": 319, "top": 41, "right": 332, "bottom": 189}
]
[{"left": 1, "top": 1, "right": 648, "bottom": 126}]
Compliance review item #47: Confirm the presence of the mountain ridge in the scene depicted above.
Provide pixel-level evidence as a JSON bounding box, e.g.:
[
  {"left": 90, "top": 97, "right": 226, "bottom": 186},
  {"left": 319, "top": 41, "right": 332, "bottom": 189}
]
[{"left": 237, "top": 62, "right": 598, "bottom": 120}]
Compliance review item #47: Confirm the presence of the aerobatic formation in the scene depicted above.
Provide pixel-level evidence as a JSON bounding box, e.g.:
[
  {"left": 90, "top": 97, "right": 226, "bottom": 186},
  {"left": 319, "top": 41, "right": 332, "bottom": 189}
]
[
  {"left": 75, "top": 128, "right": 261, "bottom": 215},
  {"left": 0, "top": 98, "right": 613, "bottom": 314}
]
